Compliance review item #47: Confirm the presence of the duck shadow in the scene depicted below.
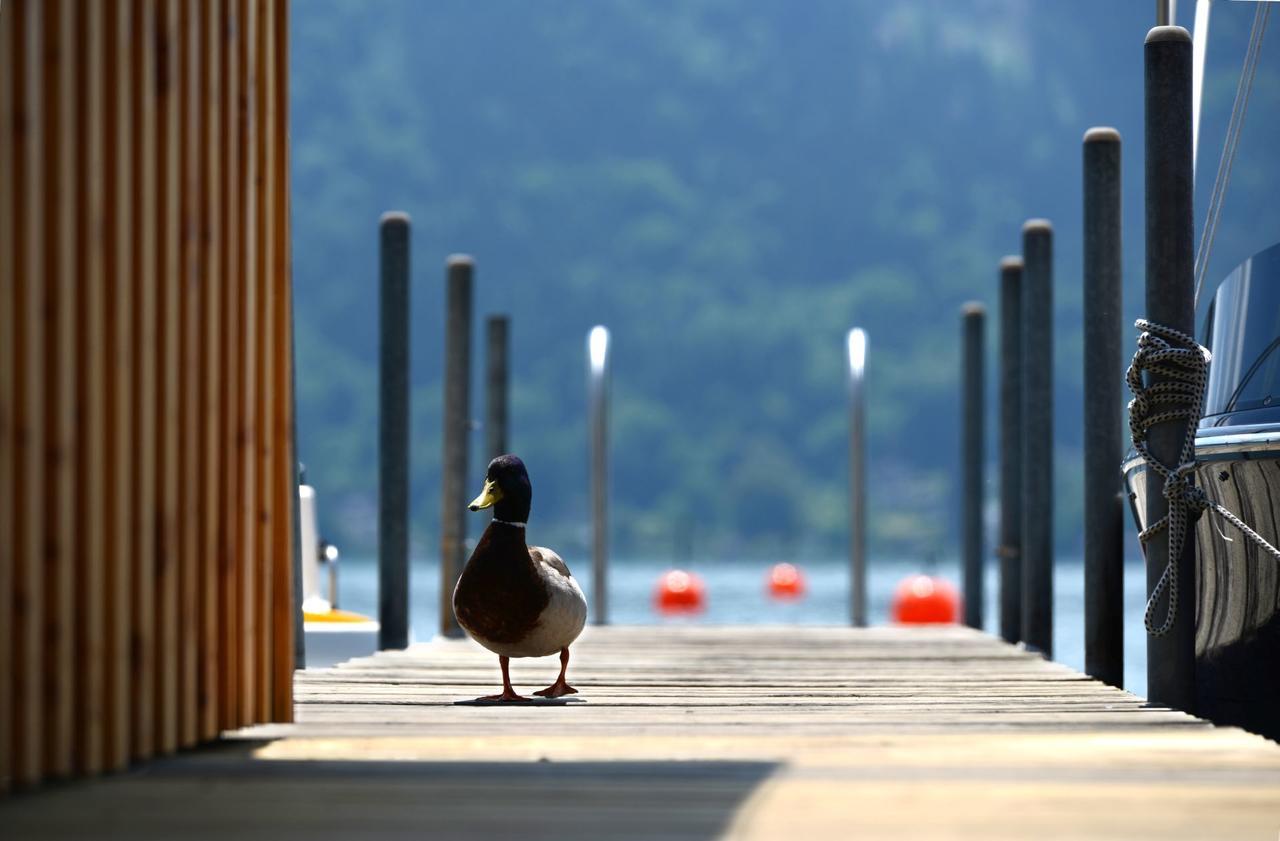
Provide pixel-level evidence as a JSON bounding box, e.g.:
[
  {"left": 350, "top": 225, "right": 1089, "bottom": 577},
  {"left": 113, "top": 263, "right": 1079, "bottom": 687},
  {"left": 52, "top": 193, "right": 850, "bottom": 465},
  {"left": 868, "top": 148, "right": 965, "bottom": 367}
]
[{"left": 452, "top": 696, "right": 587, "bottom": 706}]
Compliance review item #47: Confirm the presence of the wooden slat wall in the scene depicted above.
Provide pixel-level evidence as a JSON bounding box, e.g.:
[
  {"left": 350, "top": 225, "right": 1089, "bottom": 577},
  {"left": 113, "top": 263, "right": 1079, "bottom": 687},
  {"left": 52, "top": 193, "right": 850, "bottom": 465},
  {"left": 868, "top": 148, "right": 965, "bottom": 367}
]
[
  {"left": 0, "top": 0, "right": 17, "bottom": 798},
  {"left": 0, "top": 0, "right": 295, "bottom": 792}
]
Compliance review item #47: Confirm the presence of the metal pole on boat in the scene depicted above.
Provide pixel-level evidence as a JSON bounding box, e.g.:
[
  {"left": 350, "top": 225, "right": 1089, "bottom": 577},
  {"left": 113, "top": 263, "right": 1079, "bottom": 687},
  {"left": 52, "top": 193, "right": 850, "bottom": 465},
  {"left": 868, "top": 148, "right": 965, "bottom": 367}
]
[
  {"left": 485, "top": 315, "right": 509, "bottom": 463},
  {"left": 997, "top": 257, "right": 1023, "bottom": 644},
  {"left": 1021, "top": 219, "right": 1054, "bottom": 657},
  {"left": 1083, "top": 128, "right": 1125, "bottom": 688},
  {"left": 588, "top": 326, "right": 610, "bottom": 625},
  {"left": 1144, "top": 24, "right": 1196, "bottom": 711},
  {"left": 1157, "top": 0, "right": 1176, "bottom": 27},
  {"left": 847, "top": 328, "right": 868, "bottom": 627},
  {"left": 961, "top": 304, "right": 985, "bottom": 630},
  {"left": 378, "top": 212, "right": 411, "bottom": 651},
  {"left": 440, "top": 255, "right": 474, "bottom": 638}
]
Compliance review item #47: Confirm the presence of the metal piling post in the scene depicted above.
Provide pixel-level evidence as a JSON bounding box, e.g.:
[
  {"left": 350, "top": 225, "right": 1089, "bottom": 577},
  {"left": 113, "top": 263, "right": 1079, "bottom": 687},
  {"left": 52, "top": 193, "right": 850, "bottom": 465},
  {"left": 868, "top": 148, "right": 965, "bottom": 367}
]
[
  {"left": 847, "top": 328, "right": 868, "bottom": 627},
  {"left": 440, "top": 255, "right": 473, "bottom": 638},
  {"left": 485, "top": 316, "right": 509, "bottom": 463},
  {"left": 1021, "top": 219, "right": 1054, "bottom": 657},
  {"left": 1083, "top": 127, "right": 1125, "bottom": 687},
  {"left": 588, "top": 326, "right": 610, "bottom": 625},
  {"left": 1144, "top": 25, "right": 1196, "bottom": 711},
  {"left": 997, "top": 257, "right": 1024, "bottom": 644},
  {"left": 378, "top": 212, "right": 410, "bottom": 650},
  {"left": 961, "top": 304, "right": 986, "bottom": 630}
]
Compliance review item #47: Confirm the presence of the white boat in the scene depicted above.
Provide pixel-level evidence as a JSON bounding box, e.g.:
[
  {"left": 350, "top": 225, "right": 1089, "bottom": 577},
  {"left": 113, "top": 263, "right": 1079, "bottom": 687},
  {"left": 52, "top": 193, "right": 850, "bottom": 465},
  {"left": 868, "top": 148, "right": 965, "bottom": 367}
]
[{"left": 299, "top": 478, "right": 380, "bottom": 668}]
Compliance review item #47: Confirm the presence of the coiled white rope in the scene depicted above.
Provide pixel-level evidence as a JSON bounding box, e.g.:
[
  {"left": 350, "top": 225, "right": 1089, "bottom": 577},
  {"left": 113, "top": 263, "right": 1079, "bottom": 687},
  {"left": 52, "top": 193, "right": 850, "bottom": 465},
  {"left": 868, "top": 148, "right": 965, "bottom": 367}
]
[{"left": 1126, "top": 319, "right": 1280, "bottom": 636}]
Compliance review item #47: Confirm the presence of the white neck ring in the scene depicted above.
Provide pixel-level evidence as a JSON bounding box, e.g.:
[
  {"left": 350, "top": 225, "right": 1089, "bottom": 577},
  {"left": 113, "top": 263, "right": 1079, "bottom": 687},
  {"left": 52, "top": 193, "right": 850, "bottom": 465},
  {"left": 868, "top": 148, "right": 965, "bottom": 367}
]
[{"left": 493, "top": 518, "right": 526, "bottom": 529}]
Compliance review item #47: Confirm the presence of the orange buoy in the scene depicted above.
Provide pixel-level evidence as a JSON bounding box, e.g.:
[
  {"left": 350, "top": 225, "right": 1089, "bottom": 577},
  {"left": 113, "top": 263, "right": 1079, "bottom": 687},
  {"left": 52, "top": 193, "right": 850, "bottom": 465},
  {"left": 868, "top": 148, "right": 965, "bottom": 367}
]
[
  {"left": 655, "top": 569, "right": 706, "bottom": 615},
  {"left": 891, "top": 574, "right": 960, "bottom": 624},
  {"left": 767, "top": 562, "right": 805, "bottom": 600}
]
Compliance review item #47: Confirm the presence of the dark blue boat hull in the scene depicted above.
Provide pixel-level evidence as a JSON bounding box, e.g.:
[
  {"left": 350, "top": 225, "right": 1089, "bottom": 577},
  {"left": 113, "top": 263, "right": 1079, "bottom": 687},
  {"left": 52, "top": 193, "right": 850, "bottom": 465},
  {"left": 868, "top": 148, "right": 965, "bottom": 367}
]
[{"left": 1125, "top": 430, "right": 1280, "bottom": 741}]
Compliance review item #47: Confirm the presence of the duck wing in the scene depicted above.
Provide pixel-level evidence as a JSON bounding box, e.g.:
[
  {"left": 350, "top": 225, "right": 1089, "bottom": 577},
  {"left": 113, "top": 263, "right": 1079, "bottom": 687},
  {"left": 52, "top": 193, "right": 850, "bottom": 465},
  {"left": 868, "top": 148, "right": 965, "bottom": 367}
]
[{"left": 530, "top": 546, "right": 573, "bottom": 580}]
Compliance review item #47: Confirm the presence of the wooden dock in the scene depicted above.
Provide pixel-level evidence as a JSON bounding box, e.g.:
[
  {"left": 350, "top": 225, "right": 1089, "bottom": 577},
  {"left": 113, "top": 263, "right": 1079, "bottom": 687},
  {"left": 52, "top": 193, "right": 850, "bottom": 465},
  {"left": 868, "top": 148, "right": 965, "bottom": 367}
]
[{"left": 5, "top": 625, "right": 1280, "bottom": 839}]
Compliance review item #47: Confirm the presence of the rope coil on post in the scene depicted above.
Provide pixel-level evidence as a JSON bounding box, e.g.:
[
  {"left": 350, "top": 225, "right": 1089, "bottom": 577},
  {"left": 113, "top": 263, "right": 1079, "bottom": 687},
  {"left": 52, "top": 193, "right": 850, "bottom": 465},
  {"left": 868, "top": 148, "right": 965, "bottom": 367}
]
[{"left": 1126, "top": 319, "right": 1280, "bottom": 636}]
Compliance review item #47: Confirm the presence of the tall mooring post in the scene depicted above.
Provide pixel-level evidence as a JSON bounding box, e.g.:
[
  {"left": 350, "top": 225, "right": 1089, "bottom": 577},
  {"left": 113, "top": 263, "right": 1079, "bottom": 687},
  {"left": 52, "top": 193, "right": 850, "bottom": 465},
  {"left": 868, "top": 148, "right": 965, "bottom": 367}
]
[
  {"left": 1021, "top": 219, "right": 1054, "bottom": 657},
  {"left": 1083, "top": 128, "right": 1125, "bottom": 687},
  {"left": 847, "top": 328, "right": 868, "bottom": 627},
  {"left": 485, "top": 315, "right": 510, "bottom": 463},
  {"left": 588, "top": 326, "right": 611, "bottom": 625},
  {"left": 961, "top": 304, "right": 986, "bottom": 630},
  {"left": 378, "top": 212, "right": 411, "bottom": 650},
  {"left": 1144, "top": 25, "right": 1196, "bottom": 712},
  {"left": 440, "top": 255, "right": 474, "bottom": 638},
  {"left": 997, "top": 257, "right": 1024, "bottom": 644}
]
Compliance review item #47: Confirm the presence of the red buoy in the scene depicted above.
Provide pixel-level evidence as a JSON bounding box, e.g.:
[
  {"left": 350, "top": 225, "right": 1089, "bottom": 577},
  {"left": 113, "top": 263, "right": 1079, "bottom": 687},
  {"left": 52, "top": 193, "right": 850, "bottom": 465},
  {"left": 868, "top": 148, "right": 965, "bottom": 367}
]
[
  {"left": 891, "top": 575, "right": 960, "bottom": 624},
  {"left": 655, "top": 569, "right": 706, "bottom": 615},
  {"left": 767, "top": 562, "right": 805, "bottom": 600}
]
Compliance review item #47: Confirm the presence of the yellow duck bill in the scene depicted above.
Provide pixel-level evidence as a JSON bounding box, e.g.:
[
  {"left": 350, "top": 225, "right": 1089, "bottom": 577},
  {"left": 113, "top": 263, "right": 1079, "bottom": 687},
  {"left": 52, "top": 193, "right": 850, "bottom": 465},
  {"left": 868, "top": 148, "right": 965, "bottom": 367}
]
[{"left": 468, "top": 479, "right": 504, "bottom": 511}]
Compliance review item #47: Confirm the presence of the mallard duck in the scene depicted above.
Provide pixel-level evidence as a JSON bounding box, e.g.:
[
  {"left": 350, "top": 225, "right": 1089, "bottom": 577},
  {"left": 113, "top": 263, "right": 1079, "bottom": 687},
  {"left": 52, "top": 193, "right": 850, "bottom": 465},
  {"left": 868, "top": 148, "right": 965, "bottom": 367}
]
[{"left": 453, "top": 455, "right": 588, "bottom": 701}]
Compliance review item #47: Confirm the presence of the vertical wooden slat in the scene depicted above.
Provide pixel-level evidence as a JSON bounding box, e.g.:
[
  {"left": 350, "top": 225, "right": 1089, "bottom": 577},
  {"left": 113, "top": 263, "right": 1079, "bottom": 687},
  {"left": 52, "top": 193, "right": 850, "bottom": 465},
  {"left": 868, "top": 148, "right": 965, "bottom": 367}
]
[
  {"left": 154, "top": 0, "right": 180, "bottom": 756},
  {"left": 219, "top": 0, "right": 242, "bottom": 731},
  {"left": 74, "top": 0, "right": 108, "bottom": 776},
  {"left": 103, "top": 0, "right": 135, "bottom": 772},
  {"left": 199, "top": 0, "right": 224, "bottom": 742},
  {"left": 44, "top": 0, "right": 78, "bottom": 779},
  {"left": 14, "top": 0, "right": 48, "bottom": 786},
  {"left": 237, "top": 0, "right": 260, "bottom": 726},
  {"left": 254, "top": 0, "right": 275, "bottom": 723},
  {"left": 2, "top": 0, "right": 297, "bottom": 787},
  {"left": 130, "top": 0, "right": 158, "bottom": 761},
  {"left": 179, "top": 0, "right": 202, "bottom": 750},
  {"left": 271, "top": 0, "right": 296, "bottom": 724},
  {"left": 0, "top": 0, "right": 18, "bottom": 795}
]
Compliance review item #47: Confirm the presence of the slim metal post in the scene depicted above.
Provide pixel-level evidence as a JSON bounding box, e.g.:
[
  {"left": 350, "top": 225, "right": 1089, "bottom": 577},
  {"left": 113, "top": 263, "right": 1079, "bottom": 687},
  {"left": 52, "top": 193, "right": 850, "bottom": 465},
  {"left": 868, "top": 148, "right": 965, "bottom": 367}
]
[
  {"left": 378, "top": 212, "right": 411, "bottom": 650},
  {"left": 961, "top": 304, "right": 985, "bottom": 630},
  {"left": 485, "top": 316, "right": 509, "bottom": 463},
  {"left": 1145, "top": 25, "right": 1196, "bottom": 711},
  {"left": 588, "top": 326, "right": 610, "bottom": 625},
  {"left": 847, "top": 328, "right": 868, "bottom": 627},
  {"left": 291, "top": 315, "right": 305, "bottom": 669},
  {"left": 440, "top": 255, "right": 473, "bottom": 638},
  {"left": 1021, "top": 219, "right": 1054, "bottom": 657},
  {"left": 1083, "top": 128, "right": 1125, "bottom": 687},
  {"left": 998, "top": 257, "right": 1023, "bottom": 644}
]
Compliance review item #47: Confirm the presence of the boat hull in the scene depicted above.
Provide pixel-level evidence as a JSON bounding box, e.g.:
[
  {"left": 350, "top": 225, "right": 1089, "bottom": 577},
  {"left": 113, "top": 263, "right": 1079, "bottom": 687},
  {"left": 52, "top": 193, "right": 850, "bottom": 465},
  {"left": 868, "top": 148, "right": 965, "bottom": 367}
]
[{"left": 1124, "top": 428, "right": 1280, "bottom": 741}]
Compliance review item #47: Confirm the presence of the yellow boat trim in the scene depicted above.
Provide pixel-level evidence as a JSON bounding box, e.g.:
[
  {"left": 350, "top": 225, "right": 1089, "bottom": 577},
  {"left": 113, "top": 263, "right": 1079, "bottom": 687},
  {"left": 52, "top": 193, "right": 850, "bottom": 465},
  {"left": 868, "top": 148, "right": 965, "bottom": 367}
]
[{"left": 304, "top": 607, "right": 376, "bottom": 624}]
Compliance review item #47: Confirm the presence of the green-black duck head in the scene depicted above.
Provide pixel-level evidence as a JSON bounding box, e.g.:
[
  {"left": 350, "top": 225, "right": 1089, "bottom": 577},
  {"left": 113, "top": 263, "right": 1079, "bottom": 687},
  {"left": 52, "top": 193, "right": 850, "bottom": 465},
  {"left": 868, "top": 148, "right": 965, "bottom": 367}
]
[{"left": 468, "top": 454, "right": 533, "bottom": 523}]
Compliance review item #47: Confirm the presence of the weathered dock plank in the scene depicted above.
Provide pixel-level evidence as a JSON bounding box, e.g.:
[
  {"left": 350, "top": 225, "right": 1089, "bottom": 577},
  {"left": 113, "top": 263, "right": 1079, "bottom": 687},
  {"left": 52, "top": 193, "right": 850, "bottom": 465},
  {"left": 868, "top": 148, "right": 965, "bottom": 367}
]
[{"left": 3, "top": 626, "right": 1279, "bottom": 839}]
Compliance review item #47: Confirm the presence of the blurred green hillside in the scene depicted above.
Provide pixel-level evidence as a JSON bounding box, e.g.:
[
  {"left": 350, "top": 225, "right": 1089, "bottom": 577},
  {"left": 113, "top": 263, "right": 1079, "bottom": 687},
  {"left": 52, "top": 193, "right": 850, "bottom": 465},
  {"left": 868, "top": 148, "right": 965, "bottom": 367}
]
[{"left": 290, "top": 1, "right": 1280, "bottom": 561}]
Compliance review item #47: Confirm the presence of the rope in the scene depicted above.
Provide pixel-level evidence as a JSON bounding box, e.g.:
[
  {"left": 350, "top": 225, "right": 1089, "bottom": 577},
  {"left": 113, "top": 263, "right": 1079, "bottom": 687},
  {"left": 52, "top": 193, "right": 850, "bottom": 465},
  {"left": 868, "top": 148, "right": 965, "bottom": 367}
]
[
  {"left": 1126, "top": 319, "right": 1280, "bottom": 636},
  {"left": 1193, "top": 2, "right": 1270, "bottom": 308}
]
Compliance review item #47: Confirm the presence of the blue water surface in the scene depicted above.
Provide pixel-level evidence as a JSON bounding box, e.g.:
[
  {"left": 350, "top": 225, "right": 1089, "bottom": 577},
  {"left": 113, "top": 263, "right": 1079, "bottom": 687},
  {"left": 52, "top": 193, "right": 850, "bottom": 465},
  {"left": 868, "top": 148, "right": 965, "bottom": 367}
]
[{"left": 331, "top": 555, "right": 1152, "bottom": 698}]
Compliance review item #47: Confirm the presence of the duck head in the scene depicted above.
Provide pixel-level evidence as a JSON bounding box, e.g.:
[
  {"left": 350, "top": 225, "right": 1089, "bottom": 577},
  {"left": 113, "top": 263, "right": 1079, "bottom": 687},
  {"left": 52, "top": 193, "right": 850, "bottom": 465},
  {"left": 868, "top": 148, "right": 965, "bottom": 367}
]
[{"left": 468, "top": 454, "right": 533, "bottom": 523}]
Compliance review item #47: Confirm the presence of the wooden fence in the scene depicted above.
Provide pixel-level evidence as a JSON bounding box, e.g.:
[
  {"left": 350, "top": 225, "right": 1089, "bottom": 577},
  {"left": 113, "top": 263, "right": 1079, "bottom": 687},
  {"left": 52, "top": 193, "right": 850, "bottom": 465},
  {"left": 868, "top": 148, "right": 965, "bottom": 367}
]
[{"left": 0, "top": 0, "right": 295, "bottom": 790}]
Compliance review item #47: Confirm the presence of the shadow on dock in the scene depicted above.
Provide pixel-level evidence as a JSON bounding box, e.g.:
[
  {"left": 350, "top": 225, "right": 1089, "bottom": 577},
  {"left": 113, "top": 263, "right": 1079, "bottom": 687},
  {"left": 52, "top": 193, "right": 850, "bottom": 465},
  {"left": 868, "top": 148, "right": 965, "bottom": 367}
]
[{"left": 0, "top": 741, "right": 778, "bottom": 841}]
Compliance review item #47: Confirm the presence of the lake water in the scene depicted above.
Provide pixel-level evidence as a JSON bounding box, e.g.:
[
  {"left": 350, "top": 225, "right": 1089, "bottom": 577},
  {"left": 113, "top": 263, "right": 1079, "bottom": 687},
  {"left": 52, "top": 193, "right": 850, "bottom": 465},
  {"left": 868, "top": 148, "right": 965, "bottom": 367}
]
[{"left": 331, "top": 555, "right": 1153, "bottom": 697}]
